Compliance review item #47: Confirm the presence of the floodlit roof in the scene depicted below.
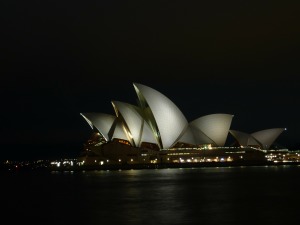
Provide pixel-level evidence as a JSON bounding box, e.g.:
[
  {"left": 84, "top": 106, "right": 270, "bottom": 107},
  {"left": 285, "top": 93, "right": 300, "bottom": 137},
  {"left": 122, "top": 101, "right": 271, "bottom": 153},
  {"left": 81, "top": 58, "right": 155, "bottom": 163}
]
[{"left": 80, "top": 83, "right": 285, "bottom": 150}]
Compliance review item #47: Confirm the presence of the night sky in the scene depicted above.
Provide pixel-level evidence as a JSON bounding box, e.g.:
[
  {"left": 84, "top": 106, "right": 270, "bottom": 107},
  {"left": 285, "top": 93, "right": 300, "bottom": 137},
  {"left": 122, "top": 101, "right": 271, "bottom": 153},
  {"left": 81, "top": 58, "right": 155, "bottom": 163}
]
[{"left": 1, "top": 0, "right": 300, "bottom": 160}]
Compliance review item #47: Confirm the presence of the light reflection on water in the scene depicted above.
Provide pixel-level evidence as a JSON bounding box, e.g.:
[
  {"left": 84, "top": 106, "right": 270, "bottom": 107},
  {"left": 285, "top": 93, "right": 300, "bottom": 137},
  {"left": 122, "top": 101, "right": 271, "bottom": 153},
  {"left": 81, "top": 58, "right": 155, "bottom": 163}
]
[{"left": 2, "top": 166, "right": 300, "bottom": 225}]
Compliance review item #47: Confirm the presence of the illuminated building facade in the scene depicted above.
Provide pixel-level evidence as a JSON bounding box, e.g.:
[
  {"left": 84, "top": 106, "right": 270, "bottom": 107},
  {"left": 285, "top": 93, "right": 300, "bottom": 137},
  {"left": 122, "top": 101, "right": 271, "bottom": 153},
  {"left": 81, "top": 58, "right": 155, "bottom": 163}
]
[{"left": 79, "top": 83, "right": 286, "bottom": 165}]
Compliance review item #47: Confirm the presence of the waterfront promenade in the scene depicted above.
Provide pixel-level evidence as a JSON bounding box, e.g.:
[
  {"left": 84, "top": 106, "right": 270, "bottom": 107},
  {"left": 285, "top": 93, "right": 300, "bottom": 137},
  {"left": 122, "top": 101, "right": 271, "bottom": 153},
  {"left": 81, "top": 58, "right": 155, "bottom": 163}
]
[{"left": 2, "top": 160, "right": 300, "bottom": 172}]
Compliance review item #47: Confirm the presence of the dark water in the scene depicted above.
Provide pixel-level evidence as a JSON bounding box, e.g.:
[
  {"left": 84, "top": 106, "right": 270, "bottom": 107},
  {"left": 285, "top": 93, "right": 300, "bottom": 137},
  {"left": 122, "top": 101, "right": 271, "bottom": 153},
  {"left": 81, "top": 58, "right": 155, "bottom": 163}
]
[{"left": 2, "top": 165, "right": 300, "bottom": 225}]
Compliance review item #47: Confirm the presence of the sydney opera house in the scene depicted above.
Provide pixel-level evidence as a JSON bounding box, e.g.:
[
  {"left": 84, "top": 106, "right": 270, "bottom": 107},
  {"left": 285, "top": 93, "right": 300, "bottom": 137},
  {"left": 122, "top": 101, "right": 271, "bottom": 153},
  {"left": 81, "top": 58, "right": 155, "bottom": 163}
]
[{"left": 79, "top": 83, "right": 287, "bottom": 166}]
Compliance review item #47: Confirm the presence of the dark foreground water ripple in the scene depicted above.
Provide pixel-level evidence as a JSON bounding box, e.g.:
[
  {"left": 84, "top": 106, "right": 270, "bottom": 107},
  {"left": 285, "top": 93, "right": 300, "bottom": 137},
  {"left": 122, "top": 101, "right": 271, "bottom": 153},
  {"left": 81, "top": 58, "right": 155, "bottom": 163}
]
[{"left": 2, "top": 165, "right": 300, "bottom": 225}]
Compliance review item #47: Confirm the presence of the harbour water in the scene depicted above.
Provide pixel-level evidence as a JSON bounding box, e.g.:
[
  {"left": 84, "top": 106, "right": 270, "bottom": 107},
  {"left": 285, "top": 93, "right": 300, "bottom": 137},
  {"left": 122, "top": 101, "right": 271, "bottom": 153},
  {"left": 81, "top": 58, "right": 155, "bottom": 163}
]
[{"left": 3, "top": 165, "right": 299, "bottom": 225}]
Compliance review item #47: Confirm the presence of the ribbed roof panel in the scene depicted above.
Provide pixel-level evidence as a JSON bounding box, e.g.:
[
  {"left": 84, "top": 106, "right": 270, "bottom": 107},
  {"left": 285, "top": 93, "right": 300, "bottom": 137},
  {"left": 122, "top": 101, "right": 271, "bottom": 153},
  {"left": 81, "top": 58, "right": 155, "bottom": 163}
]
[
  {"left": 133, "top": 83, "right": 188, "bottom": 149},
  {"left": 190, "top": 114, "right": 233, "bottom": 146},
  {"left": 112, "top": 101, "right": 143, "bottom": 147},
  {"left": 251, "top": 128, "right": 286, "bottom": 149},
  {"left": 80, "top": 113, "right": 116, "bottom": 141}
]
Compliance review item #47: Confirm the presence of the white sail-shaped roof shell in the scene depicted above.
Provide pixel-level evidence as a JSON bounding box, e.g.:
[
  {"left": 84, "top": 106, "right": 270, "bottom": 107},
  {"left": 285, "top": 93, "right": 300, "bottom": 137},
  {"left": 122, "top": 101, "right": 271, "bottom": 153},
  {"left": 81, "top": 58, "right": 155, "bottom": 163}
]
[
  {"left": 112, "top": 101, "right": 143, "bottom": 147},
  {"left": 178, "top": 126, "right": 197, "bottom": 145},
  {"left": 179, "top": 125, "right": 216, "bottom": 145},
  {"left": 80, "top": 113, "right": 94, "bottom": 129},
  {"left": 111, "top": 120, "right": 130, "bottom": 142},
  {"left": 190, "top": 114, "right": 233, "bottom": 147},
  {"left": 80, "top": 113, "right": 116, "bottom": 141},
  {"left": 134, "top": 83, "right": 188, "bottom": 149},
  {"left": 191, "top": 126, "right": 217, "bottom": 145},
  {"left": 139, "top": 121, "right": 157, "bottom": 146},
  {"left": 251, "top": 128, "right": 286, "bottom": 149},
  {"left": 112, "top": 101, "right": 156, "bottom": 147},
  {"left": 247, "top": 136, "right": 262, "bottom": 146},
  {"left": 229, "top": 130, "right": 261, "bottom": 146}
]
